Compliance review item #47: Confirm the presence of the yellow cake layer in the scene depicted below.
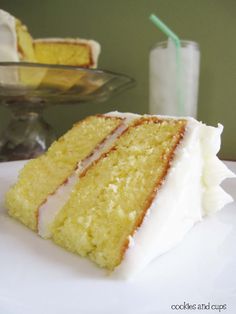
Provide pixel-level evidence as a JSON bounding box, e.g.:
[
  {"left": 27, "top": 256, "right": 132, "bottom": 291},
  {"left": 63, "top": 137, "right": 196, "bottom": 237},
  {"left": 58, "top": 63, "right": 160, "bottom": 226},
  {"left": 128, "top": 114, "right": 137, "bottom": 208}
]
[
  {"left": 14, "top": 18, "right": 46, "bottom": 86},
  {"left": 51, "top": 118, "right": 186, "bottom": 270},
  {"left": 34, "top": 41, "right": 92, "bottom": 67},
  {"left": 6, "top": 116, "right": 122, "bottom": 231},
  {"left": 15, "top": 19, "right": 36, "bottom": 62}
]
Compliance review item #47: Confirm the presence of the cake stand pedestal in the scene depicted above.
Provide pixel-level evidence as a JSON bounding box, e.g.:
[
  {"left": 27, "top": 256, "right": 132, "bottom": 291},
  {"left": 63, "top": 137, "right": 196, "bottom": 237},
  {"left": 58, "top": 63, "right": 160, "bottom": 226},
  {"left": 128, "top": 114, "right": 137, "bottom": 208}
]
[{"left": 0, "top": 105, "right": 55, "bottom": 161}]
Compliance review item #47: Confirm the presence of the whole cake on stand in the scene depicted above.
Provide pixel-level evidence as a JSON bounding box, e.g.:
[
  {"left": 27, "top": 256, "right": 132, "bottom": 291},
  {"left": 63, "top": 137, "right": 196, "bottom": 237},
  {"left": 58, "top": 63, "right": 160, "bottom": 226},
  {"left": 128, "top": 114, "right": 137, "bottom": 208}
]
[{"left": 0, "top": 9, "right": 100, "bottom": 67}]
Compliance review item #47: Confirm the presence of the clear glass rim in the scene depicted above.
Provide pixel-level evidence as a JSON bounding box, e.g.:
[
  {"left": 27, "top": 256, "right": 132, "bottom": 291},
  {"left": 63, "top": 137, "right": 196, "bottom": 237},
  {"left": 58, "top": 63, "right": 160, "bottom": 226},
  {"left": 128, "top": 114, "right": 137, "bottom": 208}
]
[{"left": 152, "top": 40, "right": 199, "bottom": 50}]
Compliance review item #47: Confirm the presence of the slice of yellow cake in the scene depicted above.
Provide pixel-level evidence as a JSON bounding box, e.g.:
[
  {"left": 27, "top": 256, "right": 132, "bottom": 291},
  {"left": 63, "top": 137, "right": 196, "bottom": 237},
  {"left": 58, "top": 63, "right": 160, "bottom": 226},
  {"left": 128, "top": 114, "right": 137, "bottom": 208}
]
[
  {"left": 34, "top": 38, "right": 100, "bottom": 68},
  {"left": 6, "top": 115, "right": 125, "bottom": 231},
  {"left": 5, "top": 112, "right": 235, "bottom": 278}
]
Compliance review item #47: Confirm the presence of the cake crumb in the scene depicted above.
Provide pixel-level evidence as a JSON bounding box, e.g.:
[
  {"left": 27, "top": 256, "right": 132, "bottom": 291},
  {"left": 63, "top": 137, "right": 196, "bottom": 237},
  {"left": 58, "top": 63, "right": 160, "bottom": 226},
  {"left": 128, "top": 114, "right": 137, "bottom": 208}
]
[
  {"left": 109, "top": 183, "right": 118, "bottom": 193},
  {"left": 128, "top": 211, "right": 136, "bottom": 221}
]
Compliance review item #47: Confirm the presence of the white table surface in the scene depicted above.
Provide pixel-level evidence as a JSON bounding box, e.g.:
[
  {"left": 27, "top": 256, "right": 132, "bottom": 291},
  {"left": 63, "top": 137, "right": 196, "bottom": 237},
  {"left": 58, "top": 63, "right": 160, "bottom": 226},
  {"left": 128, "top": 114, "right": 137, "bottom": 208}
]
[{"left": 0, "top": 160, "right": 235, "bottom": 314}]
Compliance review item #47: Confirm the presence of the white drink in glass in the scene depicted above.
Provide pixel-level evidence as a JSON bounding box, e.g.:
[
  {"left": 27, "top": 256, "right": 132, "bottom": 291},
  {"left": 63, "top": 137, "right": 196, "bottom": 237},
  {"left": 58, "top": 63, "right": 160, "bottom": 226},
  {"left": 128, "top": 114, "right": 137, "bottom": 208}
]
[{"left": 149, "top": 39, "right": 200, "bottom": 117}]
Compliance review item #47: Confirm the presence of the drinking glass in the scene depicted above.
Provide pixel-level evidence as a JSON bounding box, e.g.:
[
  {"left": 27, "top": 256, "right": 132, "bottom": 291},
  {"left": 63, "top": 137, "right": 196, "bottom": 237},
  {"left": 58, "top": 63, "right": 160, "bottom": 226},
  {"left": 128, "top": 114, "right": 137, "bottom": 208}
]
[{"left": 149, "top": 40, "right": 200, "bottom": 117}]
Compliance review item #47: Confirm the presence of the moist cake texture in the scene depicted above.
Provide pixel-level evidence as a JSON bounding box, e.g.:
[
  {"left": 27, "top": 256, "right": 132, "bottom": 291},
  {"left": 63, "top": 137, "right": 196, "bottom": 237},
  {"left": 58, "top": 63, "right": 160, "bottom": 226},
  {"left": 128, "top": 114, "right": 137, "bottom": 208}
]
[
  {"left": 34, "top": 38, "right": 100, "bottom": 68},
  {"left": 5, "top": 112, "right": 235, "bottom": 278}
]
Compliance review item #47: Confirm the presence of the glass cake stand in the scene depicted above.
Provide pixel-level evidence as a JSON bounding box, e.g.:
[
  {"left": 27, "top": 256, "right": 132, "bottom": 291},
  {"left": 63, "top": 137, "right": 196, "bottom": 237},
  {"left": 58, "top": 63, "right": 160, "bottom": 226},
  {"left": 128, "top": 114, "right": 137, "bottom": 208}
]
[{"left": 0, "top": 62, "right": 134, "bottom": 161}]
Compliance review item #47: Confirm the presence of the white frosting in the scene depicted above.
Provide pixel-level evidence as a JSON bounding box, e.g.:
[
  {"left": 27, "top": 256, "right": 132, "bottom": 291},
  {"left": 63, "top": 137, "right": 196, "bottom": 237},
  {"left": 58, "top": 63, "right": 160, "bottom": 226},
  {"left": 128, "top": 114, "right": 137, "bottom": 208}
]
[
  {"left": 114, "top": 117, "right": 235, "bottom": 279},
  {"left": 200, "top": 124, "right": 235, "bottom": 215},
  {"left": 0, "top": 9, "right": 18, "bottom": 62},
  {"left": 36, "top": 111, "right": 235, "bottom": 279},
  {"left": 0, "top": 9, "right": 19, "bottom": 84},
  {"left": 105, "top": 111, "right": 140, "bottom": 122},
  {"left": 38, "top": 114, "right": 136, "bottom": 238},
  {"left": 87, "top": 40, "right": 101, "bottom": 68},
  {"left": 34, "top": 38, "right": 101, "bottom": 68}
]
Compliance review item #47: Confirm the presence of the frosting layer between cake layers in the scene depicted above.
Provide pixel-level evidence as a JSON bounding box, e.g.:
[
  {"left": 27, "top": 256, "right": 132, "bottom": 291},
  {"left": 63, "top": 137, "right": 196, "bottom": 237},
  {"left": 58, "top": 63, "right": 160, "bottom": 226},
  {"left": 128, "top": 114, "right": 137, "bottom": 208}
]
[{"left": 114, "top": 117, "right": 235, "bottom": 279}]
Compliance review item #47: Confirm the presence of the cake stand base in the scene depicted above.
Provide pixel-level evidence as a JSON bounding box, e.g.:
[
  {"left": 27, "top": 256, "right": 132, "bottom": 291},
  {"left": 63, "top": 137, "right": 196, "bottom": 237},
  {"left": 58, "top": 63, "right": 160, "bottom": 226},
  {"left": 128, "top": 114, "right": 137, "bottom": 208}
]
[{"left": 0, "top": 109, "right": 55, "bottom": 161}]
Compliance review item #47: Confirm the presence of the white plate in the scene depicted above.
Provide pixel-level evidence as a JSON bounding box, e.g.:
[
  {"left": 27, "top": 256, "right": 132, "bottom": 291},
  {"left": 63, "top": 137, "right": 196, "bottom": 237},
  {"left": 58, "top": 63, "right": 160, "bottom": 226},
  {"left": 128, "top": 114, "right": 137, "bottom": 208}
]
[{"left": 0, "top": 161, "right": 235, "bottom": 314}]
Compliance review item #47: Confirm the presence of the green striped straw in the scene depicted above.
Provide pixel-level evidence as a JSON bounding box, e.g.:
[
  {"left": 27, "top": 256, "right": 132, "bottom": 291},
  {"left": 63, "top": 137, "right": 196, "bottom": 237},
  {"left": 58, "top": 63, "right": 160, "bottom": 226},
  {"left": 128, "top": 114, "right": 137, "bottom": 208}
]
[{"left": 149, "top": 14, "right": 184, "bottom": 116}]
